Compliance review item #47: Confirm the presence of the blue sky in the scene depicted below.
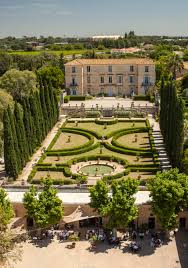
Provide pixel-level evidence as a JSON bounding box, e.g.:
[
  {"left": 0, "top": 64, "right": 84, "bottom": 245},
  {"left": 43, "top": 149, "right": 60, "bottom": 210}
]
[{"left": 0, "top": 0, "right": 188, "bottom": 37}]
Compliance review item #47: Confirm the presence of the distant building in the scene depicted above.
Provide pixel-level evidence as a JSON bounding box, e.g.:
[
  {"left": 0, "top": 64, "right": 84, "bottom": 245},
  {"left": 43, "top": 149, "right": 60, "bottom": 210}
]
[
  {"left": 65, "top": 58, "right": 156, "bottom": 96},
  {"left": 92, "top": 35, "right": 122, "bottom": 41},
  {"left": 111, "top": 47, "right": 142, "bottom": 54}
]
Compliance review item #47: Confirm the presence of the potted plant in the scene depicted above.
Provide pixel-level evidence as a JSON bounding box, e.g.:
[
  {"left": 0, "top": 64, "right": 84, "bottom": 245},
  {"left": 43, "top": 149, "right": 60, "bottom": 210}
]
[{"left": 69, "top": 234, "right": 79, "bottom": 248}]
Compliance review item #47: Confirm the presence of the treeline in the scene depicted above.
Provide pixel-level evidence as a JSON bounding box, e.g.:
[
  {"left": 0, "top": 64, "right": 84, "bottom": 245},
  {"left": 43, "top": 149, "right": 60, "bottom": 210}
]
[
  {"left": 160, "top": 76, "right": 185, "bottom": 168},
  {"left": 3, "top": 81, "right": 59, "bottom": 179},
  {"left": 1, "top": 34, "right": 188, "bottom": 51}
]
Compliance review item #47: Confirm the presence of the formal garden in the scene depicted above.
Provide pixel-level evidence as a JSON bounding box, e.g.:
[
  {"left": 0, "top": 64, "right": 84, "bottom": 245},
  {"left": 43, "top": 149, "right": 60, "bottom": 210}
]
[{"left": 28, "top": 118, "right": 160, "bottom": 186}]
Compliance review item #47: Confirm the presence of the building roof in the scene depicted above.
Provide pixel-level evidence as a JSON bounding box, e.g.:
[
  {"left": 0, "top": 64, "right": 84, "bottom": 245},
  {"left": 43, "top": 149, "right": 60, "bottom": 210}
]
[
  {"left": 5, "top": 189, "right": 151, "bottom": 205},
  {"left": 65, "top": 58, "right": 154, "bottom": 66}
]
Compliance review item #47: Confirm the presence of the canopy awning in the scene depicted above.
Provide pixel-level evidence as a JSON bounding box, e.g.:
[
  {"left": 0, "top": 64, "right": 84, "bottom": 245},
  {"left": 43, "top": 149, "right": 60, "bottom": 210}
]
[{"left": 63, "top": 205, "right": 99, "bottom": 224}]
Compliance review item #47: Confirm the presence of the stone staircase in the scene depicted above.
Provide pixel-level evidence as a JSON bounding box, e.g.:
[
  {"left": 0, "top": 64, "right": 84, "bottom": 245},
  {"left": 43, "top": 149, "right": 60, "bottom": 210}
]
[{"left": 152, "top": 130, "right": 172, "bottom": 171}]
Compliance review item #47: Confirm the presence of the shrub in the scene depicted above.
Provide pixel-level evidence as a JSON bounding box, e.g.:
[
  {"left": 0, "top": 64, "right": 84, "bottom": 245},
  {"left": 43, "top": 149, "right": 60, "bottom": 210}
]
[
  {"left": 95, "top": 119, "right": 118, "bottom": 125},
  {"left": 86, "top": 111, "right": 101, "bottom": 118},
  {"left": 134, "top": 95, "right": 150, "bottom": 101},
  {"left": 76, "top": 175, "right": 87, "bottom": 184},
  {"left": 103, "top": 169, "right": 130, "bottom": 182},
  {"left": 69, "top": 95, "right": 93, "bottom": 101},
  {"left": 64, "top": 96, "right": 70, "bottom": 103}
]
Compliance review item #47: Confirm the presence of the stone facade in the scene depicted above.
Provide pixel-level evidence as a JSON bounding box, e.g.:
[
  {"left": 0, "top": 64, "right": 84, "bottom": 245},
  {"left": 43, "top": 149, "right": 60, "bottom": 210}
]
[
  {"left": 65, "top": 59, "right": 156, "bottom": 96},
  {"left": 11, "top": 202, "right": 188, "bottom": 231}
]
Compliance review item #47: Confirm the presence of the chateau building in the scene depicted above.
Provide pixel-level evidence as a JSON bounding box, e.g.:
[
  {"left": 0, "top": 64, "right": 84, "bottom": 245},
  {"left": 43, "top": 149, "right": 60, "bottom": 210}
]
[{"left": 65, "top": 58, "right": 156, "bottom": 96}]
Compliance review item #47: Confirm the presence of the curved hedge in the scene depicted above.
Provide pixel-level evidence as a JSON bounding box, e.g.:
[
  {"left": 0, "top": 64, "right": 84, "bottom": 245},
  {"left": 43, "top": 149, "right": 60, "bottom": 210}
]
[
  {"left": 47, "top": 128, "right": 95, "bottom": 152},
  {"left": 46, "top": 142, "right": 100, "bottom": 156},
  {"left": 105, "top": 126, "right": 148, "bottom": 139},
  {"left": 66, "top": 154, "right": 128, "bottom": 167},
  {"left": 104, "top": 142, "right": 153, "bottom": 157},
  {"left": 103, "top": 168, "right": 130, "bottom": 182},
  {"left": 111, "top": 128, "right": 151, "bottom": 152},
  {"left": 95, "top": 118, "right": 118, "bottom": 125}
]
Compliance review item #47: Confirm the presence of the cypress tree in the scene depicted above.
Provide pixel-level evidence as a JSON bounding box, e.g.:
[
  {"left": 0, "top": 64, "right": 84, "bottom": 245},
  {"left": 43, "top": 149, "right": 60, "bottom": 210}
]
[
  {"left": 14, "top": 102, "right": 29, "bottom": 167},
  {"left": 22, "top": 98, "right": 34, "bottom": 155},
  {"left": 7, "top": 106, "right": 21, "bottom": 173},
  {"left": 44, "top": 81, "right": 53, "bottom": 130},
  {"left": 3, "top": 109, "right": 19, "bottom": 179},
  {"left": 53, "top": 90, "right": 59, "bottom": 121},
  {"left": 40, "top": 86, "right": 48, "bottom": 135},
  {"left": 29, "top": 94, "right": 41, "bottom": 146},
  {"left": 48, "top": 81, "right": 55, "bottom": 124},
  {"left": 36, "top": 91, "right": 45, "bottom": 140}
]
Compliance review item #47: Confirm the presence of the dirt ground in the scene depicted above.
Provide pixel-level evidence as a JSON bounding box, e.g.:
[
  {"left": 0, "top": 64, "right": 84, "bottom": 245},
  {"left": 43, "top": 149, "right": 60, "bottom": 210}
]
[{"left": 12, "top": 231, "right": 188, "bottom": 268}]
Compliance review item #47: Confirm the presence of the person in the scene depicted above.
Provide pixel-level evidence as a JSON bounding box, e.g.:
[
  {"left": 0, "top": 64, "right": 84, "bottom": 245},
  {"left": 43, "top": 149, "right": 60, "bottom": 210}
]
[
  {"left": 132, "top": 230, "right": 137, "bottom": 240},
  {"left": 150, "top": 238, "right": 154, "bottom": 248},
  {"left": 139, "top": 232, "right": 144, "bottom": 240}
]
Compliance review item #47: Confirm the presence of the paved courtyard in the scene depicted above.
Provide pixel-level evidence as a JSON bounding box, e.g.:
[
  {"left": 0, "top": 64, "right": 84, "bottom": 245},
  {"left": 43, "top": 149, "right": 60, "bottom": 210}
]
[
  {"left": 13, "top": 232, "right": 188, "bottom": 268},
  {"left": 62, "top": 97, "right": 153, "bottom": 108}
]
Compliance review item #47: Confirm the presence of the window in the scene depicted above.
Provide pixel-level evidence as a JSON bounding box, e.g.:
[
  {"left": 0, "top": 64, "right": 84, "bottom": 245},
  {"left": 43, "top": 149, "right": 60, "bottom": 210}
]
[
  {"left": 87, "top": 76, "right": 91, "bottom": 84},
  {"left": 144, "top": 76, "right": 150, "bottom": 85},
  {"left": 108, "top": 66, "right": 112, "bottom": 72},
  {"left": 130, "top": 66, "right": 134, "bottom": 72},
  {"left": 87, "top": 66, "right": 91, "bottom": 72},
  {"left": 100, "top": 76, "right": 104, "bottom": 84},
  {"left": 109, "top": 76, "right": 112, "bottom": 84},
  {"left": 145, "top": 66, "right": 149, "bottom": 72},
  {"left": 72, "top": 77, "right": 76, "bottom": 85},
  {"left": 72, "top": 66, "right": 76, "bottom": 73},
  {"left": 129, "top": 76, "right": 134, "bottom": 84},
  {"left": 117, "top": 75, "right": 123, "bottom": 84}
]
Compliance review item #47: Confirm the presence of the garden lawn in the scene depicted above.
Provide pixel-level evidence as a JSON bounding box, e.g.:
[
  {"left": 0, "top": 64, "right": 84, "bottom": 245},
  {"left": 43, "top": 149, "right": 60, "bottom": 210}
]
[
  {"left": 65, "top": 121, "right": 146, "bottom": 137},
  {"left": 124, "top": 171, "right": 156, "bottom": 180},
  {"left": 43, "top": 146, "right": 154, "bottom": 165},
  {"left": 52, "top": 132, "right": 89, "bottom": 150},
  {"left": 117, "top": 132, "right": 150, "bottom": 149},
  {"left": 33, "top": 171, "right": 72, "bottom": 181}
]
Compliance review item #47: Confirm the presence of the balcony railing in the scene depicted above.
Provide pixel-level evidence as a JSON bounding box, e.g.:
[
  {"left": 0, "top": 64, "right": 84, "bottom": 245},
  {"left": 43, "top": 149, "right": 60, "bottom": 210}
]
[
  {"left": 69, "top": 82, "right": 78, "bottom": 87},
  {"left": 141, "top": 82, "right": 153, "bottom": 87}
]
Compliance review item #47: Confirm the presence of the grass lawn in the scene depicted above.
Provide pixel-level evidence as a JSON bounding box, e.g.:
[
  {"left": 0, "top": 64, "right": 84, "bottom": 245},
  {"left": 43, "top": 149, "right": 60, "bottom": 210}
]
[
  {"left": 124, "top": 171, "right": 156, "bottom": 180},
  {"left": 33, "top": 171, "right": 71, "bottom": 181},
  {"left": 117, "top": 132, "right": 150, "bottom": 149},
  {"left": 52, "top": 132, "right": 89, "bottom": 150},
  {"left": 8, "top": 49, "right": 109, "bottom": 56},
  {"left": 65, "top": 122, "right": 146, "bottom": 137},
  {"left": 44, "top": 146, "right": 154, "bottom": 165}
]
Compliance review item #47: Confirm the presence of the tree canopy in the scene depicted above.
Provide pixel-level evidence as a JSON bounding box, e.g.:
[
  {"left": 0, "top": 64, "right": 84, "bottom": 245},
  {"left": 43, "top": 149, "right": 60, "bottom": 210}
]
[
  {"left": 148, "top": 169, "right": 188, "bottom": 231},
  {"left": 90, "top": 178, "right": 139, "bottom": 230},
  {"left": 37, "top": 66, "right": 64, "bottom": 89},
  {"left": 0, "top": 51, "right": 13, "bottom": 76},
  {"left": 23, "top": 178, "right": 64, "bottom": 228},
  {"left": 0, "top": 188, "right": 14, "bottom": 232},
  {"left": 0, "top": 69, "right": 37, "bottom": 101}
]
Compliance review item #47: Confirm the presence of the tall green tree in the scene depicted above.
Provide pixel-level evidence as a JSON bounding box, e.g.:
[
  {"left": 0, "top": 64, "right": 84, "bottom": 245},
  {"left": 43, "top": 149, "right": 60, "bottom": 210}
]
[
  {"left": 23, "top": 177, "right": 64, "bottom": 228},
  {"left": 90, "top": 178, "right": 139, "bottom": 234},
  {"left": 7, "top": 106, "right": 21, "bottom": 172},
  {"left": 3, "top": 109, "right": 19, "bottom": 178},
  {"left": 0, "top": 69, "right": 37, "bottom": 101},
  {"left": 14, "top": 102, "right": 29, "bottom": 166},
  {"left": 40, "top": 86, "right": 48, "bottom": 135},
  {"left": 0, "top": 51, "right": 13, "bottom": 76},
  {"left": 29, "top": 94, "right": 41, "bottom": 146},
  {"left": 148, "top": 169, "right": 188, "bottom": 231},
  {"left": 0, "top": 188, "right": 14, "bottom": 232}
]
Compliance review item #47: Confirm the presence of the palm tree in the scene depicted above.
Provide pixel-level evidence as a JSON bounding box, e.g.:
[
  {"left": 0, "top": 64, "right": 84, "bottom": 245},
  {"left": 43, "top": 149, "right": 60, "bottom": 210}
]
[{"left": 166, "top": 53, "right": 184, "bottom": 80}]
